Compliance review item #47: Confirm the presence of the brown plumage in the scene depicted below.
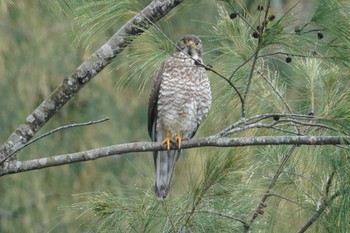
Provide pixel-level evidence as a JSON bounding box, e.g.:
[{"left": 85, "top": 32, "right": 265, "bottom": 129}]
[{"left": 148, "top": 34, "right": 211, "bottom": 199}]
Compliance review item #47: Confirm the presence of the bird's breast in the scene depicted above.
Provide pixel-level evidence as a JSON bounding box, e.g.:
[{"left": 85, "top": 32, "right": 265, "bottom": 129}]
[{"left": 156, "top": 58, "right": 211, "bottom": 137}]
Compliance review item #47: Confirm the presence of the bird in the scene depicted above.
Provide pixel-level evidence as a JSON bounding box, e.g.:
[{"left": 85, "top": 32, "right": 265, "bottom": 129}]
[{"left": 148, "top": 34, "right": 212, "bottom": 199}]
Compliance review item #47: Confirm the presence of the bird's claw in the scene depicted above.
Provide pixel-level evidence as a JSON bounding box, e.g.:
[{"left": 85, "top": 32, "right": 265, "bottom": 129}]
[
  {"left": 176, "top": 133, "right": 182, "bottom": 149},
  {"left": 161, "top": 137, "right": 172, "bottom": 151},
  {"left": 161, "top": 131, "right": 182, "bottom": 151}
]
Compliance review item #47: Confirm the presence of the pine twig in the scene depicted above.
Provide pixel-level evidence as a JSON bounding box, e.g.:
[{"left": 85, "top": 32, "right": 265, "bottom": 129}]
[
  {"left": 245, "top": 145, "right": 297, "bottom": 232},
  {"left": 265, "top": 192, "right": 299, "bottom": 206}
]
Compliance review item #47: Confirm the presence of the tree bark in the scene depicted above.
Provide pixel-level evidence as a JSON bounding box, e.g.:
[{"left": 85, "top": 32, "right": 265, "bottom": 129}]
[{"left": 1, "top": 135, "right": 349, "bottom": 176}]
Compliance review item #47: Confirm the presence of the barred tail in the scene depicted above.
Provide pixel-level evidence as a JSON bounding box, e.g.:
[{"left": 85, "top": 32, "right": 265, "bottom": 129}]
[{"left": 154, "top": 149, "right": 181, "bottom": 200}]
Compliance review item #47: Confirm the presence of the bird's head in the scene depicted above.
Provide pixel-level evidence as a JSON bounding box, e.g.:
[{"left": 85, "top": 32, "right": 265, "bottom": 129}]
[{"left": 176, "top": 34, "right": 203, "bottom": 60}]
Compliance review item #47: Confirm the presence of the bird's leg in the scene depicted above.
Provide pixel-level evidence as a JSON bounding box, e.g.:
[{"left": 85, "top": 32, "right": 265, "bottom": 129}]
[
  {"left": 176, "top": 131, "right": 182, "bottom": 149},
  {"left": 161, "top": 130, "right": 172, "bottom": 151}
]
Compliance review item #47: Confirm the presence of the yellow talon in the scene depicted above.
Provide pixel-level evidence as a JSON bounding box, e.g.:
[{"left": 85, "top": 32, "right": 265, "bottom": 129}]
[
  {"left": 176, "top": 132, "right": 182, "bottom": 149},
  {"left": 161, "top": 131, "right": 171, "bottom": 150},
  {"left": 161, "top": 131, "right": 182, "bottom": 150}
]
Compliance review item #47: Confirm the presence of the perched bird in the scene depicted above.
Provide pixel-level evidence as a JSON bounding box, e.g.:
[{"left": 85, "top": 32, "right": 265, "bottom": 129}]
[{"left": 148, "top": 34, "right": 212, "bottom": 199}]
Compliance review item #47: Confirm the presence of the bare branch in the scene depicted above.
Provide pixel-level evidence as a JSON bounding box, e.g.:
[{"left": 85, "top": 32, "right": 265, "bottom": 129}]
[
  {"left": 240, "top": 0, "right": 273, "bottom": 117},
  {"left": 217, "top": 113, "right": 311, "bottom": 137},
  {"left": 0, "top": 118, "right": 109, "bottom": 165},
  {"left": 218, "top": 114, "right": 346, "bottom": 138},
  {"left": 242, "top": 51, "right": 259, "bottom": 116},
  {"left": 0, "top": 0, "right": 183, "bottom": 167},
  {"left": 1, "top": 135, "right": 349, "bottom": 176},
  {"left": 265, "top": 192, "right": 300, "bottom": 206}
]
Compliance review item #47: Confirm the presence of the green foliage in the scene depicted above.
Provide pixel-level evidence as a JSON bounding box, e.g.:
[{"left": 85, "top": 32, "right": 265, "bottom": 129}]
[
  {"left": 1, "top": 0, "right": 350, "bottom": 232},
  {"left": 71, "top": 149, "right": 247, "bottom": 232},
  {"left": 113, "top": 28, "right": 174, "bottom": 94},
  {"left": 37, "top": 0, "right": 139, "bottom": 47}
]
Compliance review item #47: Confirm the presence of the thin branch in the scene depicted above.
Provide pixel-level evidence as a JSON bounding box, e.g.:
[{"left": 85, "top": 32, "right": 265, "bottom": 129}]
[
  {"left": 197, "top": 62, "right": 244, "bottom": 115},
  {"left": 262, "top": 0, "right": 272, "bottom": 34},
  {"left": 229, "top": 51, "right": 257, "bottom": 81},
  {"left": 296, "top": 191, "right": 340, "bottom": 233},
  {"left": 241, "top": 0, "right": 272, "bottom": 117},
  {"left": 245, "top": 145, "right": 297, "bottom": 232},
  {"left": 217, "top": 113, "right": 311, "bottom": 137},
  {"left": 0, "top": 0, "right": 184, "bottom": 166},
  {"left": 265, "top": 192, "right": 300, "bottom": 206},
  {"left": 220, "top": 117, "right": 346, "bottom": 138},
  {"left": 1, "top": 136, "right": 349, "bottom": 176},
  {"left": 237, "top": 13, "right": 257, "bottom": 32},
  {"left": 0, "top": 117, "right": 109, "bottom": 165},
  {"left": 223, "top": 119, "right": 312, "bottom": 136},
  {"left": 242, "top": 51, "right": 259, "bottom": 116},
  {"left": 223, "top": 122, "right": 284, "bottom": 135},
  {"left": 284, "top": 119, "right": 348, "bottom": 135},
  {"left": 270, "top": 126, "right": 304, "bottom": 135}
]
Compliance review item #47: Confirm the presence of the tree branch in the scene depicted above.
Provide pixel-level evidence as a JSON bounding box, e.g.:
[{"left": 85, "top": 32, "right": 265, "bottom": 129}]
[
  {"left": 296, "top": 191, "right": 340, "bottom": 233},
  {"left": 0, "top": 118, "right": 109, "bottom": 165},
  {"left": 217, "top": 113, "right": 312, "bottom": 137},
  {"left": 0, "top": 0, "right": 183, "bottom": 168},
  {"left": 1, "top": 135, "right": 349, "bottom": 176}
]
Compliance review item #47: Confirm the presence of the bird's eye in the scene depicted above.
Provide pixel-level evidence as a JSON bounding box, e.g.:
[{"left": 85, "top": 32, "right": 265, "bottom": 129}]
[
  {"left": 196, "top": 42, "right": 201, "bottom": 46},
  {"left": 181, "top": 40, "right": 186, "bottom": 44}
]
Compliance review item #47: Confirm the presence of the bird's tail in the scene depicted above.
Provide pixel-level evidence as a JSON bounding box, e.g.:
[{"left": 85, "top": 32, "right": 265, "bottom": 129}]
[{"left": 154, "top": 149, "right": 181, "bottom": 200}]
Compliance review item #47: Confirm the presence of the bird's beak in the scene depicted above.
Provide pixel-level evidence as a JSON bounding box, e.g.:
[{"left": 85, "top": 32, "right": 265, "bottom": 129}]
[
  {"left": 187, "top": 40, "right": 195, "bottom": 48},
  {"left": 184, "top": 40, "right": 199, "bottom": 59},
  {"left": 187, "top": 40, "right": 196, "bottom": 56}
]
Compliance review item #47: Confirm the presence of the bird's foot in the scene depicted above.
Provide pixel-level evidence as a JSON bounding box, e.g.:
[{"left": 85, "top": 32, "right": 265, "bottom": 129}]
[
  {"left": 176, "top": 132, "right": 182, "bottom": 149},
  {"left": 161, "top": 137, "right": 172, "bottom": 151},
  {"left": 161, "top": 131, "right": 183, "bottom": 150},
  {"left": 161, "top": 131, "right": 172, "bottom": 151}
]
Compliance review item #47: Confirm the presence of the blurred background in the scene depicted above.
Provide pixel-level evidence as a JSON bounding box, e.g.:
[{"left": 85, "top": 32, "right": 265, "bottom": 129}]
[{"left": 1, "top": 0, "right": 348, "bottom": 232}]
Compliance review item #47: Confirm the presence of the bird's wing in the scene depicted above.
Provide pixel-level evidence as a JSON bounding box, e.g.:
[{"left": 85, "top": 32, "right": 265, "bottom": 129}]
[{"left": 148, "top": 61, "right": 166, "bottom": 140}]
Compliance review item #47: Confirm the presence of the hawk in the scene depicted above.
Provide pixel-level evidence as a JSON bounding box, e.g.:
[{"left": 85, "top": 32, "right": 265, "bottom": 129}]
[{"left": 148, "top": 34, "right": 212, "bottom": 199}]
